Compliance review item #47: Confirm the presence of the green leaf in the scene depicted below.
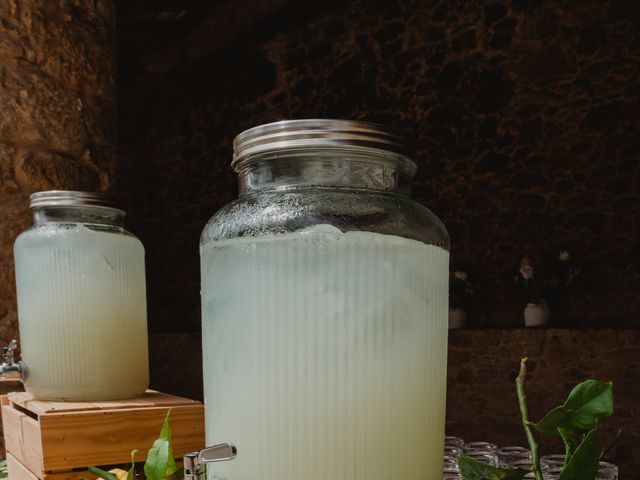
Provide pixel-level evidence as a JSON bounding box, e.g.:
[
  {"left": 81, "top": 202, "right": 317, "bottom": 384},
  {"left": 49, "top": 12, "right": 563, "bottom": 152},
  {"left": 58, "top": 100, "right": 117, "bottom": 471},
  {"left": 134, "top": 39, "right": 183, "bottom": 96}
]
[
  {"left": 127, "top": 449, "right": 139, "bottom": 480},
  {"left": 558, "top": 427, "right": 579, "bottom": 463},
  {"left": 557, "top": 428, "right": 600, "bottom": 480},
  {"left": 534, "top": 380, "right": 613, "bottom": 435},
  {"left": 0, "top": 458, "right": 7, "bottom": 480},
  {"left": 459, "top": 456, "right": 529, "bottom": 480},
  {"left": 144, "top": 410, "right": 178, "bottom": 480},
  {"left": 88, "top": 466, "right": 118, "bottom": 480}
]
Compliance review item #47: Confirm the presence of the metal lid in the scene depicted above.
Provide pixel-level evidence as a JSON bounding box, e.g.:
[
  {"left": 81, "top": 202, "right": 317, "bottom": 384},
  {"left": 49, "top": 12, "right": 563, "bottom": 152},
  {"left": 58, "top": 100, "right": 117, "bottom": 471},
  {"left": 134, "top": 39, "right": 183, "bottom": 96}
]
[
  {"left": 232, "top": 119, "right": 414, "bottom": 171},
  {"left": 29, "top": 190, "right": 122, "bottom": 210}
]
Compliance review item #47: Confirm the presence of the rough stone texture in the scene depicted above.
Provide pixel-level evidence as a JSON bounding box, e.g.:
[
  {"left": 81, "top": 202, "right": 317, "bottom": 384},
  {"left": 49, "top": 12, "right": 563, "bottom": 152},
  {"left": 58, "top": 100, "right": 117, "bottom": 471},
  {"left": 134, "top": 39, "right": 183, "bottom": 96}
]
[
  {"left": 0, "top": 0, "right": 116, "bottom": 454},
  {"left": 149, "top": 329, "right": 640, "bottom": 478},
  {"left": 120, "top": 0, "right": 640, "bottom": 333},
  {"left": 0, "top": 193, "right": 28, "bottom": 345},
  {"left": 0, "top": 1, "right": 116, "bottom": 173},
  {"left": 0, "top": 0, "right": 116, "bottom": 348}
]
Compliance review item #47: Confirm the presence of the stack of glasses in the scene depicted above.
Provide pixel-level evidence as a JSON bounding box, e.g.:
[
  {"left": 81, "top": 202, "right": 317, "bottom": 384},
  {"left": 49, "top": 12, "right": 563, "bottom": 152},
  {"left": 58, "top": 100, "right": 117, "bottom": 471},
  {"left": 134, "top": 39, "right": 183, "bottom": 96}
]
[
  {"left": 542, "top": 455, "right": 619, "bottom": 480},
  {"left": 443, "top": 437, "right": 619, "bottom": 480}
]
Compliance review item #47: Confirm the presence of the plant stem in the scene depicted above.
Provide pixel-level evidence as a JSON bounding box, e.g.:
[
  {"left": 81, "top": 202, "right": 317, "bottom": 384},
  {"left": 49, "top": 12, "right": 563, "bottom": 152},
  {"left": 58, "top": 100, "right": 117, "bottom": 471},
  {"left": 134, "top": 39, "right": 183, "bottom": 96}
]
[
  {"left": 601, "top": 427, "right": 623, "bottom": 459},
  {"left": 516, "top": 358, "right": 544, "bottom": 480}
]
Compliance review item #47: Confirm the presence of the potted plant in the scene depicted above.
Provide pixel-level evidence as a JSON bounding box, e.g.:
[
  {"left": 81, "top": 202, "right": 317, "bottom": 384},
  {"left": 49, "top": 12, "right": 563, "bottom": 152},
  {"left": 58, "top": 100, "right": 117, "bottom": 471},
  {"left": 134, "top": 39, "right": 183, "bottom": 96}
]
[
  {"left": 449, "top": 270, "right": 475, "bottom": 329},
  {"left": 513, "top": 251, "right": 578, "bottom": 327}
]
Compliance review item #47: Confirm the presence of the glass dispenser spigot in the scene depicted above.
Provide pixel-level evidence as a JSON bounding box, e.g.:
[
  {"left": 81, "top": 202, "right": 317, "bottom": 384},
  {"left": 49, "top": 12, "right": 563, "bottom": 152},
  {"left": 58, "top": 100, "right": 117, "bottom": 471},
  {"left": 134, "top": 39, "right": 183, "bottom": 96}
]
[
  {"left": 0, "top": 340, "right": 26, "bottom": 380},
  {"left": 183, "top": 443, "right": 237, "bottom": 480}
]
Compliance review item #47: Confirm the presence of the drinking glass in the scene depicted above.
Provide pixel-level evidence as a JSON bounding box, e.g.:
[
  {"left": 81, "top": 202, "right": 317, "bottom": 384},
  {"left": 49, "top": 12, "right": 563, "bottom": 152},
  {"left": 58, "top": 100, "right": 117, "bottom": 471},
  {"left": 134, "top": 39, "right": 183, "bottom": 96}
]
[
  {"left": 444, "top": 446, "right": 463, "bottom": 459},
  {"left": 464, "top": 442, "right": 498, "bottom": 452},
  {"left": 443, "top": 455, "right": 458, "bottom": 470},
  {"left": 544, "top": 467, "right": 563, "bottom": 479},
  {"left": 445, "top": 436, "right": 465, "bottom": 449},
  {"left": 540, "top": 454, "right": 565, "bottom": 468},
  {"left": 497, "top": 446, "right": 530, "bottom": 467},
  {"left": 543, "top": 461, "right": 618, "bottom": 480},
  {"left": 509, "top": 458, "right": 550, "bottom": 479},
  {"left": 443, "top": 470, "right": 462, "bottom": 480},
  {"left": 598, "top": 461, "right": 619, "bottom": 480},
  {"left": 465, "top": 451, "right": 499, "bottom": 466}
]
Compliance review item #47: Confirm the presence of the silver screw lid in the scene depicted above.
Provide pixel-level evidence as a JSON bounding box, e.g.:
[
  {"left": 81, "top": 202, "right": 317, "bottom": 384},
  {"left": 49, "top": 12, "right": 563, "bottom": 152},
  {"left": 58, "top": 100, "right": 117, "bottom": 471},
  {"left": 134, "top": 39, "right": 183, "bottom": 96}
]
[
  {"left": 29, "top": 190, "right": 122, "bottom": 211},
  {"left": 232, "top": 119, "right": 415, "bottom": 172}
]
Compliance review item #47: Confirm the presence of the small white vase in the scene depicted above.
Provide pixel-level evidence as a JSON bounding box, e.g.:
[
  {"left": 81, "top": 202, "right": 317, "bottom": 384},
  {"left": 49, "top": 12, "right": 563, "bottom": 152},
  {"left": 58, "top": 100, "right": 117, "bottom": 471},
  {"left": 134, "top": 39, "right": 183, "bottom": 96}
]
[
  {"left": 523, "top": 303, "right": 549, "bottom": 327},
  {"left": 449, "top": 307, "right": 467, "bottom": 329}
]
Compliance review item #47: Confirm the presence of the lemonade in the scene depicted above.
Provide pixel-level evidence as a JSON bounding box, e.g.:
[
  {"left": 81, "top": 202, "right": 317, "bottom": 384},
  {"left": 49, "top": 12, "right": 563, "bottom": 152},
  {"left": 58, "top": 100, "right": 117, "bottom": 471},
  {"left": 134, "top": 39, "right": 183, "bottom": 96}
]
[
  {"left": 14, "top": 224, "right": 149, "bottom": 400},
  {"left": 201, "top": 225, "right": 449, "bottom": 480}
]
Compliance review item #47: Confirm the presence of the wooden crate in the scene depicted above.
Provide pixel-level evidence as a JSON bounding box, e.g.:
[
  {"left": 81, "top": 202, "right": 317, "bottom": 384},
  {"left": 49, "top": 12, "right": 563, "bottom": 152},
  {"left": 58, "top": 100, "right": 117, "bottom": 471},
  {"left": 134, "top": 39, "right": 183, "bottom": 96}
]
[{"left": 2, "top": 391, "right": 205, "bottom": 480}]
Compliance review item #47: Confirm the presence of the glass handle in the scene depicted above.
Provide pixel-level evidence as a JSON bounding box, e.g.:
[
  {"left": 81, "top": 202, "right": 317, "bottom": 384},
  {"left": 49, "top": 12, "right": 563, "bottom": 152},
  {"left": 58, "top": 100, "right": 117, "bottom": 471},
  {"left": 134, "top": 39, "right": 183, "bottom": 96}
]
[
  {"left": 199, "top": 443, "right": 237, "bottom": 463},
  {"left": 183, "top": 443, "right": 237, "bottom": 480}
]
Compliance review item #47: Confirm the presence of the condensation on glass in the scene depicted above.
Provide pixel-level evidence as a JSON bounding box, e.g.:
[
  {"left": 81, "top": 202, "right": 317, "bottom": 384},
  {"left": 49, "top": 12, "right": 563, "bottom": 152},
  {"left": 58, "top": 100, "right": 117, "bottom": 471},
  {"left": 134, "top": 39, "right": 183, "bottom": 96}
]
[
  {"left": 200, "top": 119, "right": 450, "bottom": 480},
  {"left": 13, "top": 191, "right": 149, "bottom": 401}
]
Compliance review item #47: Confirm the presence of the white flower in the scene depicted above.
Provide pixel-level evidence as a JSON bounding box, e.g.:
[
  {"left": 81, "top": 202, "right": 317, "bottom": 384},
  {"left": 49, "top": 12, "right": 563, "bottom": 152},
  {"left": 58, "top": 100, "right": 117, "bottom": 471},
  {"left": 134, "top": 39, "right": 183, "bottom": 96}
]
[
  {"left": 453, "top": 271, "right": 468, "bottom": 281},
  {"left": 520, "top": 265, "right": 534, "bottom": 279},
  {"left": 519, "top": 257, "right": 534, "bottom": 279}
]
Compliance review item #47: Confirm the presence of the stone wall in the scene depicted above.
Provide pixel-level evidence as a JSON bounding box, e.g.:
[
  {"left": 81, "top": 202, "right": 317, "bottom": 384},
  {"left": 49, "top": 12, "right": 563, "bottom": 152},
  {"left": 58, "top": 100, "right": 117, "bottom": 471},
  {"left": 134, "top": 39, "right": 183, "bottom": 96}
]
[
  {"left": 120, "top": 0, "right": 640, "bottom": 332},
  {"left": 0, "top": 0, "right": 117, "bottom": 344},
  {"left": 121, "top": 3, "right": 640, "bottom": 473}
]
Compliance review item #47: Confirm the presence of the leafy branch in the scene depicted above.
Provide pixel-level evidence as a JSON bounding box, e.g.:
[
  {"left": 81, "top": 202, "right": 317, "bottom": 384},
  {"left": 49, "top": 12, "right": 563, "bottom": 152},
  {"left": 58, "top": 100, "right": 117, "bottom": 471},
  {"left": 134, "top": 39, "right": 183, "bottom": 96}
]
[
  {"left": 516, "top": 358, "right": 543, "bottom": 480},
  {"left": 459, "top": 358, "right": 614, "bottom": 480},
  {"left": 84, "top": 410, "right": 181, "bottom": 480},
  {"left": 145, "top": 411, "right": 182, "bottom": 480}
]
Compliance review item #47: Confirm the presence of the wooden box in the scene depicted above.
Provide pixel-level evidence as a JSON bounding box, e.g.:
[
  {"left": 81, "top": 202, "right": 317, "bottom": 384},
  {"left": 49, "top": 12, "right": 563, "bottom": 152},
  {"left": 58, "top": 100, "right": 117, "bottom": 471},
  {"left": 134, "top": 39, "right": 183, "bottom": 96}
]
[{"left": 2, "top": 391, "right": 205, "bottom": 480}]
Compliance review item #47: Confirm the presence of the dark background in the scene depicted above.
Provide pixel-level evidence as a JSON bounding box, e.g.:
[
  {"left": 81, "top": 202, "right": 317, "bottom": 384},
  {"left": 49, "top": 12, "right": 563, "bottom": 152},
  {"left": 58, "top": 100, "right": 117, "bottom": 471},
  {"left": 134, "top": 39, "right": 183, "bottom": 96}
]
[
  {"left": 0, "top": 0, "right": 637, "bottom": 475},
  {"left": 117, "top": 0, "right": 640, "bottom": 475},
  {"left": 119, "top": 0, "right": 640, "bottom": 333}
]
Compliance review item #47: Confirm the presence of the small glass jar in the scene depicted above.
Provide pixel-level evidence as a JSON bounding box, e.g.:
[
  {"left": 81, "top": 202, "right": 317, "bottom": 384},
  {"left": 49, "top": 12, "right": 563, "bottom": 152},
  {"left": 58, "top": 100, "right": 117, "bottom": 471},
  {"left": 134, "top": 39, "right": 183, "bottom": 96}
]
[
  {"left": 464, "top": 441, "right": 498, "bottom": 452},
  {"left": 509, "top": 459, "right": 550, "bottom": 479},
  {"left": 443, "top": 455, "right": 459, "bottom": 469},
  {"left": 544, "top": 467, "right": 564, "bottom": 480},
  {"left": 444, "top": 445, "right": 463, "bottom": 459},
  {"left": 597, "top": 461, "right": 619, "bottom": 480},
  {"left": 540, "top": 454, "right": 566, "bottom": 468},
  {"left": 443, "top": 469, "right": 462, "bottom": 479},
  {"left": 465, "top": 451, "right": 499, "bottom": 466},
  {"left": 200, "top": 120, "right": 450, "bottom": 480},
  {"left": 13, "top": 191, "right": 149, "bottom": 400},
  {"left": 445, "top": 436, "right": 466, "bottom": 449},
  {"left": 543, "top": 462, "right": 618, "bottom": 480},
  {"left": 497, "top": 446, "right": 531, "bottom": 466}
]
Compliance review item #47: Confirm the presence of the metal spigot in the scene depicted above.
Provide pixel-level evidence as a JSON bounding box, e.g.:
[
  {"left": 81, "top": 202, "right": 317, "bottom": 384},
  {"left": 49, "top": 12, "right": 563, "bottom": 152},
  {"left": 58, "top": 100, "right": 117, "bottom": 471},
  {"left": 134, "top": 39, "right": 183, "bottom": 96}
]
[
  {"left": 184, "top": 443, "right": 237, "bottom": 480},
  {"left": 0, "top": 340, "right": 25, "bottom": 379}
]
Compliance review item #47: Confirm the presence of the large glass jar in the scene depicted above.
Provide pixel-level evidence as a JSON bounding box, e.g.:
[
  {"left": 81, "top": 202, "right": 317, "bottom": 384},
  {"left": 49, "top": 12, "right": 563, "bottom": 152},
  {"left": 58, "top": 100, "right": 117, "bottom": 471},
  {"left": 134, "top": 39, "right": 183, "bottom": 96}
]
[
  {"left": 200, "top": 120, "right": 450, "bottom": 480},
  {"left": 13, "top": 191, "right": 149, "bottom": 401}
]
